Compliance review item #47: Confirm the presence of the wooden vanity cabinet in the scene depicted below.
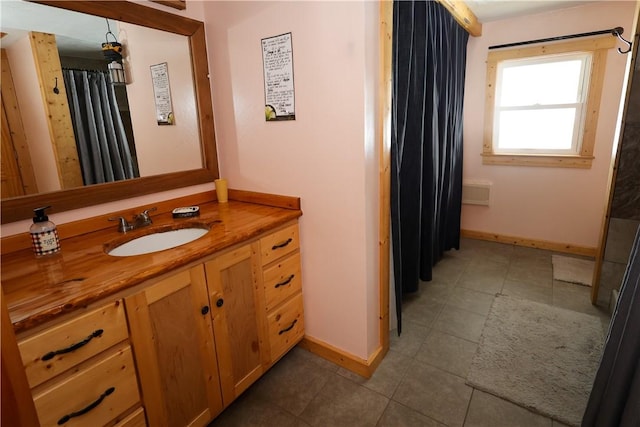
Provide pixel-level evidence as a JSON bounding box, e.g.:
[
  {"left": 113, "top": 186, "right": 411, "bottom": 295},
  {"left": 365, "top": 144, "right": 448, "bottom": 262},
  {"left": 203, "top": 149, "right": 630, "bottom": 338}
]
[
  {"left": 259, "top": 223, "right": 305, "bottom": 363},
  {"left": 15, "top": 300, "right": 143, "bottom": 427},
  {"left": 204, "top": 242, "right": 268, "bottom": 406},
  {"left": 124, "top": 266, "right": 223, "bottom": 427},
  {"left": 9, "top": 219, "right": 304, "bottom": 426}
]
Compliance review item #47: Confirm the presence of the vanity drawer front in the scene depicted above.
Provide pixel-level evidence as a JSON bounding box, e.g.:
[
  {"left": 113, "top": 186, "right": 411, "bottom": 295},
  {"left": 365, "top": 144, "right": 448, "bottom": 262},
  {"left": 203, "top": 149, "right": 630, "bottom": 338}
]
[
  {"left": 267, "top": 293, "right": 304, "bottom": 362},
  {"left": 114, "top": 407, "right": 147, "bottom": 427},
  {"left": 33, "top": 344, "right": 140, "bottom": 427},
  {"left": 260, "top": 224, "right": 299, "bottom": 266},
  {"left": 19, "top": 300, "right": 129, "bottom": 388},
  {"left": 263, "top": 252, "right": 302, "bottom": 311}
]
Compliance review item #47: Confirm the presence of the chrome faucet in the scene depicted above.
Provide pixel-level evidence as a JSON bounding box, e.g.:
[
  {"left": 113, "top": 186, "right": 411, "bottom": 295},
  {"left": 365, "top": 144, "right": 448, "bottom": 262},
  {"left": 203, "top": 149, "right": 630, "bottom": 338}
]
[{"left": 109, "top": 207, "right": 157, "bottom": 233}]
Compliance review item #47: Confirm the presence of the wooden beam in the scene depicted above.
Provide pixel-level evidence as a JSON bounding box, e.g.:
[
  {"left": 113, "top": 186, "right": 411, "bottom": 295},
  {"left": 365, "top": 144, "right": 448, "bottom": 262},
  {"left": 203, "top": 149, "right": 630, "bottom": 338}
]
[
  {"left": 29, "top": 31, "right": 83, "bottom": 189},
  {"left": 436, "top": 0, "right": 482, "bottom": 37},
  {"left": 378, "top": 0, "right": 393, "bottom": 355}
]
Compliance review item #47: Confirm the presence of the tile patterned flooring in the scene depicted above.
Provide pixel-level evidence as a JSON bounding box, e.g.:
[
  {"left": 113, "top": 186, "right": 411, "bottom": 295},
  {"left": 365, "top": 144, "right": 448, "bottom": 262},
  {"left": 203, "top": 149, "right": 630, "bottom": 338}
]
[{"left": 209, "top": 238, "right": 611, "bottom": 427}]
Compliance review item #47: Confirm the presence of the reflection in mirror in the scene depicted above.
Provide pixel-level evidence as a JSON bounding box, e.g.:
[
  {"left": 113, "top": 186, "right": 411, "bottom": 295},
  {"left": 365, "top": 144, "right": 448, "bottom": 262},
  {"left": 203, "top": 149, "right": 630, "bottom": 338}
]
[
  {"left": 1, "top": 0, "right": 219, "bottom": 224},
  {"left": 1, "top": 1, "right": 203, "bottom": 195}
]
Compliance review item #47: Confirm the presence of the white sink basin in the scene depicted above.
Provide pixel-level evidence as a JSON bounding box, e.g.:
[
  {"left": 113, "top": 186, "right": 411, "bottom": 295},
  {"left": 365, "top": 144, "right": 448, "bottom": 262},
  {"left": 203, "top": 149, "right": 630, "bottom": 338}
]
[{"left": 107, "top": 227, "right": 209, "bottom": 257}]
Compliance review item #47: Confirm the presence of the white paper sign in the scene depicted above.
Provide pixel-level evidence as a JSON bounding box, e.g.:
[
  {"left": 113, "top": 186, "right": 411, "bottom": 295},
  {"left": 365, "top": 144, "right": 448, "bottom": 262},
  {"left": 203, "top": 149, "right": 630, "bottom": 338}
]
[
  {"left": 150, "top": 62, "right": 174, "bottom": 125},
  {"left": 261, "top": 33, "right": 295, "bottom": 121}
]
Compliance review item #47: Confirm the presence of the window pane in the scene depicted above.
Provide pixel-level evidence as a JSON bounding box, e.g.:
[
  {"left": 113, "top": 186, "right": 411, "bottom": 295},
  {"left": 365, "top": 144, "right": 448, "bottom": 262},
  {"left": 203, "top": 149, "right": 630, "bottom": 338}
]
[
  {"left": 499, "top": 59, "right": 584, "bottom": 107},
  {"left": 497, "top": 109, "right": 576, "bottom": 151}
]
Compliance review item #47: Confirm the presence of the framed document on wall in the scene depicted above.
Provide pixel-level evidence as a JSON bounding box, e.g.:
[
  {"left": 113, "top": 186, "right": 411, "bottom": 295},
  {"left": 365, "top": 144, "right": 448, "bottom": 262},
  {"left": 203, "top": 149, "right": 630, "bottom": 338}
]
[{"left": 261, "top": 32, "right": 295, "bottom": 121}]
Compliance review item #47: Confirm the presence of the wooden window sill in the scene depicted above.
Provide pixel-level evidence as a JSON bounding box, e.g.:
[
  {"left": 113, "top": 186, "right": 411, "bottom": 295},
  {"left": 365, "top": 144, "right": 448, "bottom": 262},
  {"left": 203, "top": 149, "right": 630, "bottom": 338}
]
[{"left": 481, "top": 153, "right": 594, "bottom": 169}]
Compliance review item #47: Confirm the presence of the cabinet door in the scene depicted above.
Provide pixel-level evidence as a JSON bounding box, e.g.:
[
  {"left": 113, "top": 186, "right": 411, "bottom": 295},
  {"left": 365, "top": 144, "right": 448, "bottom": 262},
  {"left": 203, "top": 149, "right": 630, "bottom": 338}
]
[
  {"left": 205, "top": 243, "right": 267, "bottom": 406},
  {"left": 125, "top": 266, "right": 222, "bottom": 427}
]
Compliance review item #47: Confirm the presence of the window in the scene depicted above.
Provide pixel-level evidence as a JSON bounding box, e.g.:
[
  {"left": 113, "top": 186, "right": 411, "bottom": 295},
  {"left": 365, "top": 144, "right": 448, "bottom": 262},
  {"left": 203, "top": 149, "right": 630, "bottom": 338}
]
[{"left": 482, "top": 37, "right": 615, "bottom": 168}]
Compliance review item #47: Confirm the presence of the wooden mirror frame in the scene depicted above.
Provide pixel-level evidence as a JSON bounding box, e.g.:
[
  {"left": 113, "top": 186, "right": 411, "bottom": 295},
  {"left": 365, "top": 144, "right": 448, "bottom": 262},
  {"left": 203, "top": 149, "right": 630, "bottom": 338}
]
[{"left": 1, "top": 0, "right": 219, "bottom": 224}]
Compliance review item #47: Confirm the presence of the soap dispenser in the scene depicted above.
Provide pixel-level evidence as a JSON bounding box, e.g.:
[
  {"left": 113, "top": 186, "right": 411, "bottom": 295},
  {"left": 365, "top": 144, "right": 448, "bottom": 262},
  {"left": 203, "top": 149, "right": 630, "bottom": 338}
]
[{"left": 30, "top": 206, "right": 60, "bottom": 257}]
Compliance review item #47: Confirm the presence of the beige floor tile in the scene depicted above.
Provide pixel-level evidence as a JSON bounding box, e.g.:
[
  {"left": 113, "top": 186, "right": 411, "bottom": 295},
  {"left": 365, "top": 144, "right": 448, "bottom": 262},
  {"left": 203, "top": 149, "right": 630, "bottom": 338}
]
[
  {"left": 336, "top": 349, "right": 412, "bottom": 397},
  {"left": 393, "top": 360, "right": 472, "bottom": 427},
  {"left": 390, "top": 320, "right": 430, "bottom": 357},
  {"left": 507, "top": 264, "right": 553, "bottom": 288},
  {"left": 464, "top": 389, "right": 552, "bottom": 427},
  {"left": 210, "top": 392, "right": 311, "bottom": 427},
  {"left": 299, "top": 374, "right": 389, "bottom": 427},
  {"left": 447, "top": 287, "right": 496, "bottom": 316},
  {"left": 431, "top": 255, "right": 470, "bottom": 284},
  {"left": 502, "top": 279, "right": 553, "bottom": 305},
  {"left": 377, "top": 401, "right": 444, "bottom": 427},
  {"left": 459, "top": 261, "right": 508, "bottom": 294},
  {"left": 415, "top": 330, "right": 478, "bottom": 378},
  {"left": 433, "top": 306, "right": 487, "bottom": 343},
  {"left": 552, "top": 280, "right": 611, "bottom": 320},
  {"left": 249, "top": 348, "right": 334, "bottom": 416}
]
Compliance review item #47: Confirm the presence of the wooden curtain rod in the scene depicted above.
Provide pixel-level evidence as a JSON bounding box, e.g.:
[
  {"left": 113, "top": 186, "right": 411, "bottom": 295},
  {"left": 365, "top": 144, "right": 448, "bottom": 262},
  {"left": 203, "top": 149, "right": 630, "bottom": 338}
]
[{"left": 489, "top": 27, "right": 633, "bottom": 54}]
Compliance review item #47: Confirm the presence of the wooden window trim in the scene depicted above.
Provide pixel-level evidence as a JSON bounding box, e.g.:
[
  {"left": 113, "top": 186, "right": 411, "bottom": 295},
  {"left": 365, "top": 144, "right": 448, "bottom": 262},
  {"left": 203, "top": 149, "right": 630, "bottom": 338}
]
[{"left": 482, "top": 36, "right": 616, "bottom": 168}]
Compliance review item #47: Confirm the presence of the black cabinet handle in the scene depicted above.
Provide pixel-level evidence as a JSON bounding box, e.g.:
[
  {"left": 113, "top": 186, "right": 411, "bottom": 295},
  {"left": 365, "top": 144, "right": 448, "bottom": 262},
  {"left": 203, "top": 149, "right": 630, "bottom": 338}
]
[
  {"left": 272, "top": 238, "right": 293, "bottom": 250},
  {"left": 201, "top": 306, "right": 210, "bottom": 315},
  {"left": 216, "top": 298, "right": 224, "bottom": 308},
  {"left": 42, "top": 329, "right": 104, "bottom": 361},
  {"left": 275, "top": 275, "right": 295, "bottom": 289},
  {"left": 278, "top": 319, "right": 298, "bottom": 335},
  {"left": 57, "top": 387, "right": 115, "bottom": 425}
]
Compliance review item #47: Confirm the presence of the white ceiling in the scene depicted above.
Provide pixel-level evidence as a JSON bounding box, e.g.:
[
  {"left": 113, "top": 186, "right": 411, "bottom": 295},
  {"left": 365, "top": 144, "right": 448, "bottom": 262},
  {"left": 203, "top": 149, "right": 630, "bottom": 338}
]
[{"left": 465, "top": 0, "right": 592, "bottom": 23}]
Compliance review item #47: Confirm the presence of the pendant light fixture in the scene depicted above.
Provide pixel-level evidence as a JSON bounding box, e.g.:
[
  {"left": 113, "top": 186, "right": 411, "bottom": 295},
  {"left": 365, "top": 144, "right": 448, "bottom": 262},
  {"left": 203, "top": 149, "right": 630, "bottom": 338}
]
[{"left": 102, "top": 19, "right": 126, "bottom": 85}]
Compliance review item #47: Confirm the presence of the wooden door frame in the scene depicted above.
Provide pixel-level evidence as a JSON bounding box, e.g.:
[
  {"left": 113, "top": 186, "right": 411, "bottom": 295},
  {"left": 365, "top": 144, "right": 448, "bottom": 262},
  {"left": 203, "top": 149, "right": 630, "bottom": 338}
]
[{"left": 591, "top": 6, "right": 640, "bottom": 304}]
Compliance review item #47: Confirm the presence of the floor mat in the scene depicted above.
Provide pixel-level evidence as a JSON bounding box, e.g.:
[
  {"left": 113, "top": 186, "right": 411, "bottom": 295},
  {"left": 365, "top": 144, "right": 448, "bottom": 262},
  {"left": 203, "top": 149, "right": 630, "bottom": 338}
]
[
  {"left": 552, "top": 254, "right": 594, "bottom": 286},
  {"left": 466, "top": 295, "right": 603, "bottom": 427}
]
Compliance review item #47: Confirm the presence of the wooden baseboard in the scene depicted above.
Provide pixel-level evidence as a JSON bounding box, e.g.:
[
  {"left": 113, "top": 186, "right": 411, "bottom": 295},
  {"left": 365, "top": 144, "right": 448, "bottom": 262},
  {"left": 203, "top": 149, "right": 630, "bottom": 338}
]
[
  {"left": 298, "top": 335, "right": 386, "bottom": 379},
  {"left": 461, "top": 229, "right": 597, "bottom": 258}
]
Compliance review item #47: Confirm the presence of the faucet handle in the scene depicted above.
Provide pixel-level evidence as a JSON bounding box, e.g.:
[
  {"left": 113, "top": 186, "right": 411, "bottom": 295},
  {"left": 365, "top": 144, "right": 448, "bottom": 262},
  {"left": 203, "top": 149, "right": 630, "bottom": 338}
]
[
  {"left": 141, "top": 207, "right": 157, "bottom": 217},
  {"left": 138, "top": 207, "right": 157, "bottom": 224},
  {"left": 108, "top": 216, "right": 132, "bottom": 233}
]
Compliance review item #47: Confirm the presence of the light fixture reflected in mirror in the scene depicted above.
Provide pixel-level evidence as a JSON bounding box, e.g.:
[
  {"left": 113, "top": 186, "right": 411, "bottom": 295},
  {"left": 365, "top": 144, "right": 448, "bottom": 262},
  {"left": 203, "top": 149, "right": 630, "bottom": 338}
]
[
  {"left": 108, "top": 61, "right": 126, "bottom": 84},
  {"left": 102, "top": 19, "right": 126, "bottom": 85}
]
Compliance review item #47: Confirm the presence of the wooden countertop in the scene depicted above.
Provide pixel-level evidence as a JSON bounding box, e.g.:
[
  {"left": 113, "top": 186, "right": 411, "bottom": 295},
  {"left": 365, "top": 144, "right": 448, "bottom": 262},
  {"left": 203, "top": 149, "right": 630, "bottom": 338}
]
[{"left": 2, "top": 193, "right": 301, "bottom": 333}]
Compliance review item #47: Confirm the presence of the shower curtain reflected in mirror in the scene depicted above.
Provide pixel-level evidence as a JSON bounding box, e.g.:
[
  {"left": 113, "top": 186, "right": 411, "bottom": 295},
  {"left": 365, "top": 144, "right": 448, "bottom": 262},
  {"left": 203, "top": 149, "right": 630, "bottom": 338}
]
[{"left": 63, "top": 69, "right": 138, "bottom": 185}]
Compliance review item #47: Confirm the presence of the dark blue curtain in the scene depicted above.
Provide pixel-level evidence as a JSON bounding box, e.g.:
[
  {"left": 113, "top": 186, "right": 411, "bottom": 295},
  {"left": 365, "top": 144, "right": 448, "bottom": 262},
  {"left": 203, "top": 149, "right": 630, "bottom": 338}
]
[
  {"left": 583, "top": 226, "right": 640, "bottom": 426},
  {"left": 391, "top": 1, "right": 468, "bottom": 333},
  {"left": 63, "top": 69, "right": 137, "bottom": 185}
]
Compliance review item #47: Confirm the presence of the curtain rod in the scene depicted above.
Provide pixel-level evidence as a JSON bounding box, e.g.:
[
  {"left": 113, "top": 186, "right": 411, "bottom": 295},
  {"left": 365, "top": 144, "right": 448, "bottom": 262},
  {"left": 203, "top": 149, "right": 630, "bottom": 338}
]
[{"left": 489, "top": 27, "right": 632, "bottom": 54}]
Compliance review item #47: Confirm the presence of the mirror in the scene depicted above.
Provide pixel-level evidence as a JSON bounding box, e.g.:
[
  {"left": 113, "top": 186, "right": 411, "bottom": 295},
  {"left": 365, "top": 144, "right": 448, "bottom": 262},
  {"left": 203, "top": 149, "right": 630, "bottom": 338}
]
[{"left": 1, "top": 0, "right": 219, "bottom": 223}]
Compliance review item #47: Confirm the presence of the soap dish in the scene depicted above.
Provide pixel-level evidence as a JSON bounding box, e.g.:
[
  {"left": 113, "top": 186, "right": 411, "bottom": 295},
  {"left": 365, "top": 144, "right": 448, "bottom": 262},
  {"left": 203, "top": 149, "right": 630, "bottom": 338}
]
[{"left": 172, "top": 206, "right": 200, "bottom": 218}]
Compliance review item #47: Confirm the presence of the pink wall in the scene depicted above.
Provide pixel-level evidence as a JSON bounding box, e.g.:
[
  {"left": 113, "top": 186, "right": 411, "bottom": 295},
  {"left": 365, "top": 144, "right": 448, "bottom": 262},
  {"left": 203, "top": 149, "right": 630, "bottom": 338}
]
[
  {"left": 203, "top": 1, "right": 381, "bottom": 359},
  {"left": 462, "top": 1, "right": 635, "bottom": 249},
  {"left": 6, "top": 36, "right": 61, "bottom": 193},
  {"left": 121, "top": 23, "right": 202, "bottom": 176}
]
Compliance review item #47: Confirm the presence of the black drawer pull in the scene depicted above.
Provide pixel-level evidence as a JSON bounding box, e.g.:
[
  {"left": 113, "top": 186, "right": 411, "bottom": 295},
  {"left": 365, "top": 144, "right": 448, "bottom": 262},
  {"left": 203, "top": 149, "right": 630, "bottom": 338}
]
[
  {"left": 57, "top": 387, "right": 115, "bottom": 425},
  {"left": 272, "top": 238, "right": 293, "bottom": 250},
  {"left": 42, "top": 329, "right": 104, "bottom": 361},
  {"left": 278, "top": 319, "right": 298, "bottom": 335},
  {"left": 275, "top": 275, "right": 295, "bottom": 289}
]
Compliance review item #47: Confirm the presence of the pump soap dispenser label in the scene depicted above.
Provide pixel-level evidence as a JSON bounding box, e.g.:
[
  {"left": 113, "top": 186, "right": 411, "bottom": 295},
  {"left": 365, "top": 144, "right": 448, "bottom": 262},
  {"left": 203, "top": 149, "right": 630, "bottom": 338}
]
[{"left": 32, "top": 230, "right": 60, "bottom": 255}]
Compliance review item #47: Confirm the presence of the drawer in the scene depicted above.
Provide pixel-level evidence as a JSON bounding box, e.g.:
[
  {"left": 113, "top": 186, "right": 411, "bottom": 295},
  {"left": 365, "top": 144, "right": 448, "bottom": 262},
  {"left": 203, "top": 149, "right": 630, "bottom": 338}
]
[
  {"left": 19, "top": 300, "right": 129, "bottom": 388},
  {"left": 114, "top": 407, "right": 147, "bottom": 427},
  {"left": 267, "top": 293, "right": 304, "bottom": 362},
  {"left": 33, "top": 344, "right": 140, "bottom": 427},
  {"left": 263, "top": 252, "right": 302, "bottom": 311},
  {"left": 260, "top": 224, "right": 299, "bottom": 266}
]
